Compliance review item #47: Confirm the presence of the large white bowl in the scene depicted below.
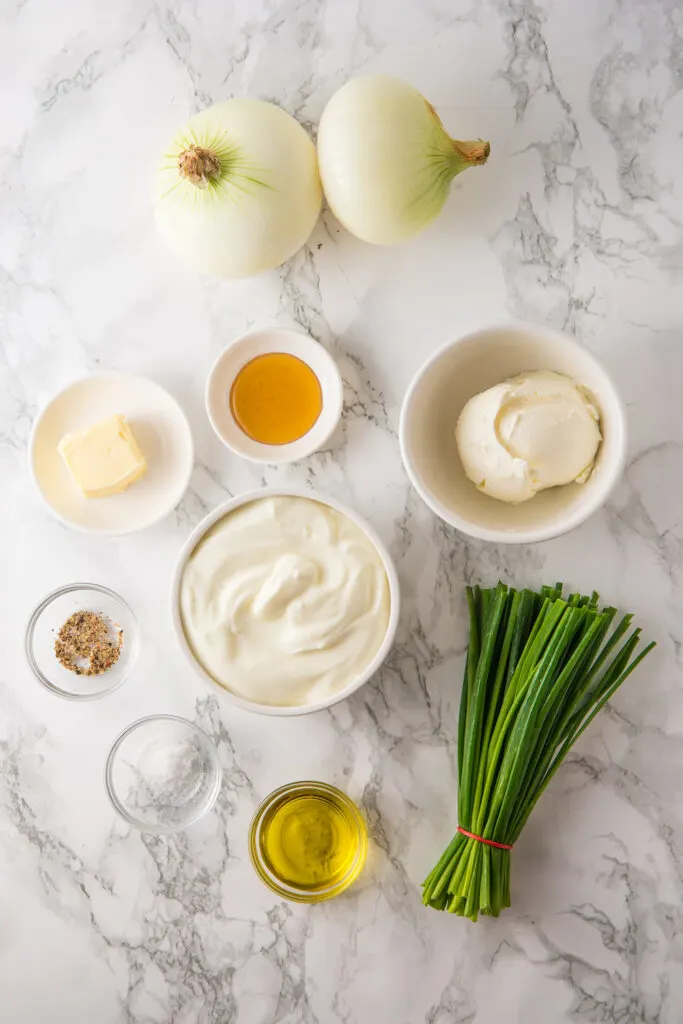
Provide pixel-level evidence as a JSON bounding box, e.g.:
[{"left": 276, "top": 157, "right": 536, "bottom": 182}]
[
  {"left": 170, "top": 488, "right": 400, "bottom": 716},
  {"left": 399, "top": 323, "right": 626, "bottom": 544}
]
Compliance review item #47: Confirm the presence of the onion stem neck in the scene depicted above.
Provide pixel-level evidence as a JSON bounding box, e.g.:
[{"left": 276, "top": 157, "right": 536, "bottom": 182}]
[
  {"left": 443, "top": 138, "right": 491, "bottom": 182},
  {"left": 178, "top": 145, "right": 221, "bottom": 186},
  {"left": 451, "top": 139, "right": 491, "bottom": 167},
  {"left": 425, "top": 100, "right": 490, "bottom": 180}
]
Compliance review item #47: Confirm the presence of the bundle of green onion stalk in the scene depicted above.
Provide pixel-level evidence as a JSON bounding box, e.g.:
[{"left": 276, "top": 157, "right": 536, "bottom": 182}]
[{"left": 422, "top": 582, "right": 654, "bottom": 921}]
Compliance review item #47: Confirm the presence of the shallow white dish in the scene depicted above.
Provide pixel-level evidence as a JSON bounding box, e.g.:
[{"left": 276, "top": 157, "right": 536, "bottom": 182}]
[
  {"left": 206, "top": 328, "right": 343, "bottom": 463},
  {"left": 170, "top": 487, "right": 400, "bottom": 717},
  {"left": 30, "top": 373, "right": 194, "bottom": 534},
  {"left": 399, "top": 323, "right": 626, "bottom": 544}
]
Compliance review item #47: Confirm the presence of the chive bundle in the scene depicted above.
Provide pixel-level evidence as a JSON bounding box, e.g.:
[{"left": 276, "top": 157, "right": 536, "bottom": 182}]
[{"left": 422, "top": 582, "right": 654, "bottom": 921}]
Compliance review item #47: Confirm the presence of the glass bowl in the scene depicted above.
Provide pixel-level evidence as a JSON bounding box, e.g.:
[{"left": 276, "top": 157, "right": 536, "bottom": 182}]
[
  {"left": 25, "top": 583, "right": 139, "bottom": 699},
  {"left": 105, "top": 715, "right": 222, "bottom": 833},
  {"left": 249, "top": 781, "right": 367, "bottom": 903}
]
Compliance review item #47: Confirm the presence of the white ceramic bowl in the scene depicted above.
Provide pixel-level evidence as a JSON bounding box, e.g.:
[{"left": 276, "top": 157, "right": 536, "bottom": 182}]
[
  {"left": 399, "top": 323, "right": 626, "bottom": 544},
  {"left": 170, "top": 488, "right": 400, "bottom": 716},
  {"left": 30, "top": 374, "right": 194, "bottom": 534},
  {"left": 206, "top": 328, "right": 343, "bottom": 463}
]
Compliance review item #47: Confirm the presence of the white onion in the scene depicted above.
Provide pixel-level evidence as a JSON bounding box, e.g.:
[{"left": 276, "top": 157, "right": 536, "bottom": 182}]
[
  {"left": 155, "top": 99, "right": 322, "bottom": 278},
  {"left": 317, "top": 75, "right": 490, "bottom": 245}
]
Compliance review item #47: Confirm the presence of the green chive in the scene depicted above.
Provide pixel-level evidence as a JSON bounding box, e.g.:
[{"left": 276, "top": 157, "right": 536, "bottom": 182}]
[{"left": 422, "top": 583, "right": 654, "bottom": 919}]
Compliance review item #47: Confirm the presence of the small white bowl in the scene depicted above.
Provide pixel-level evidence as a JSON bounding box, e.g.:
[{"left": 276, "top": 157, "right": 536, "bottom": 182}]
[
  {"left": 206, "top": 328, "right": 343, "bottom": 463},
  {"left": 399, "top": 323, "right": 626, "bottom": 544},
  {"left": 30, "top": 373, "right": 194, "bottom": 535},
  {"left": 170, "top": 487, "right": 400, "bottom": 717}
]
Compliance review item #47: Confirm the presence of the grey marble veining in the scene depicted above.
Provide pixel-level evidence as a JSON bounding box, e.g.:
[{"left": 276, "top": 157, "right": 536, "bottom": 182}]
[{"left": 2, "top": 0, "right": 683, "bottom": 1021}]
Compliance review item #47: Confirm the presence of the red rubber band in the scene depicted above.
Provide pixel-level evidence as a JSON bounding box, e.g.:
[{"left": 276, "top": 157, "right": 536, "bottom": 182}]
[{"left": 457, "top": 826, "right": 513, "bottom": 851}]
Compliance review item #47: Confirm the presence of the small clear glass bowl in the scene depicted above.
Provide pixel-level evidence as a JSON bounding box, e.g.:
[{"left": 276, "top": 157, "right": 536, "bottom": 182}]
[
  {"left": 105, "top": 715, "right": 222, "bottom": 834},
  {"left": 25, "top": 583, "right": 139, "bottom": 700},
  {"left": 249, "top": 781, "right": 368, "bottom": 903}
]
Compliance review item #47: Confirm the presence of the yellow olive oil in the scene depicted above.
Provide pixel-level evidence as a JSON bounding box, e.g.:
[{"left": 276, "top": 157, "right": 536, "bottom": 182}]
[{"left": 250, "top": 782, "right": 367, "bottom": 901}]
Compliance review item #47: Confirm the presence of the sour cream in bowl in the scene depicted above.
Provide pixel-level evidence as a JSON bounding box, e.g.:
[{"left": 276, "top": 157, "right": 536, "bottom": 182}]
[{"left": 171, "top": 489, "right": 400, "bottom": 716}]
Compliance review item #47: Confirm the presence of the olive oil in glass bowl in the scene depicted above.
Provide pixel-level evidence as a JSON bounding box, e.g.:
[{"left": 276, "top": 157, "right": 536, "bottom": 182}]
[{"left": 249, "top": 781, "right": 367, "bottom": 902}]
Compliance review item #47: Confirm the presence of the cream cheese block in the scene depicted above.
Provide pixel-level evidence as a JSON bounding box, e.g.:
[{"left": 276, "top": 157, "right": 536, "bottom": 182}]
[
  {"left": 58, "top": 414, "right": 147, "bottom": 498},
  {"left": 455, "top": 371, "right": 602, "bottom": 504}
]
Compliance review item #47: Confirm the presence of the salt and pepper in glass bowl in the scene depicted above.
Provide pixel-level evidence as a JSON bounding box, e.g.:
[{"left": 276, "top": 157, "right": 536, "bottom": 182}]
[{"left": 25, "top": 583, "right": 140, "bottom": 700}]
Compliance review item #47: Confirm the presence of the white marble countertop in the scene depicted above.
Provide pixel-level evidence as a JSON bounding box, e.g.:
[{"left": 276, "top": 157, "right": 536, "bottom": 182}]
[{"left": 2, "top": 0, "right": 682, "bottom": 1021}]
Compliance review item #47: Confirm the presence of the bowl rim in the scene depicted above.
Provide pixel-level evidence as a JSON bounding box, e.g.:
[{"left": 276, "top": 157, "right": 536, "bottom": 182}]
[
  {"left": 205, "top": 328, "right": 344, "bottom": 465},
  {"left": 248, "top": 780, "right": 368, "bottom": 902},
  {"left": 24, "top": 581, "right": 140, "bottom": 700},
  {"left": 399, "top": 320, "right": 627, "bottom": 545},
  {"left": 28, "top": 371, "right": 195, "bottom": 536},
  {"left": 170, "top": 486, "right": 401, "bottom": 717},
  {"left": 104, "top": 713, "right": 222, "bottom": 834}
]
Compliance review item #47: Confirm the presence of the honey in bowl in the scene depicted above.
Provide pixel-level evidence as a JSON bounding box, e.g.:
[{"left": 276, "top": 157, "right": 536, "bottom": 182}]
[
  {"left": 230, "top": 352, "right": 323, "bottom": 446},
  {"left": 249, "top": 781, "right": 367, "bottom": 902}
]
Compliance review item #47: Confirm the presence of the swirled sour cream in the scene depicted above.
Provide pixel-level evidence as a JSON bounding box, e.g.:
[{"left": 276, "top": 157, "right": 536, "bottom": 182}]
[{"left": 179, "top": 496, "right": 391, "bottom": 707}]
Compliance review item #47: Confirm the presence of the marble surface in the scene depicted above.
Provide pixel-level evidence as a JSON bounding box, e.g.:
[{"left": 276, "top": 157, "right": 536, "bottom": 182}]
[{"left": 2, "top": 0, "right": 682, "bottom": 1021}]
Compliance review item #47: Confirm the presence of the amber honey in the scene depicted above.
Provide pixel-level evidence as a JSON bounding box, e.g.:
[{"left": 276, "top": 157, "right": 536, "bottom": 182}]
[{"left": 230, "top": 352, "right": 322, "bottom": 446}]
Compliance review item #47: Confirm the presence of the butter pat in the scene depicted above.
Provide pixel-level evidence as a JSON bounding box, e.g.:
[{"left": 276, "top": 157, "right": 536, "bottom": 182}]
[{"left": 58, "top": 414, "right": 147, "bottom": 498}]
